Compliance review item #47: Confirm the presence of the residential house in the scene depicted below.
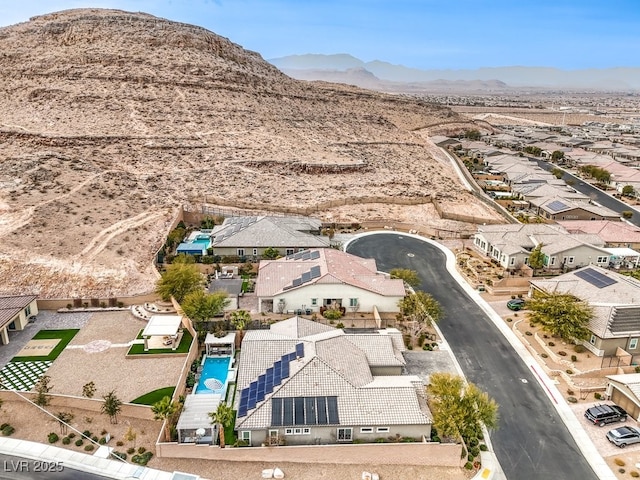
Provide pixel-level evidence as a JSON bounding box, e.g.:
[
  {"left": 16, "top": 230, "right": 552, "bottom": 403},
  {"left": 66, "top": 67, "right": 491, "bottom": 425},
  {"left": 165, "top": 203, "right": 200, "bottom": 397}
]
[
  {"left": 530, "top": 266, "right": 640, "bottom": 358},
  {"left": 210, "top": 216, "right": 330, "bottom": 260},
  {"left": 605, "top": 374, "right": 640, "bottom": 421},
  {"left": 234, "top": 317, "right": 431, "bottom": 446},
  {"left": 0, "top": 295, "right": 38, "bottom": 345},
  {"left": 473, "top": 224, "right": 611, "bottom": 271},
  {"left": 255, "top": 248, "right": 405, "bottom": 314},
  {"left": 529, "top": 196, "right": 620, "bottom": 222},
  {"left": 558, "top": 220, "right": 640, "bottom": 250}
]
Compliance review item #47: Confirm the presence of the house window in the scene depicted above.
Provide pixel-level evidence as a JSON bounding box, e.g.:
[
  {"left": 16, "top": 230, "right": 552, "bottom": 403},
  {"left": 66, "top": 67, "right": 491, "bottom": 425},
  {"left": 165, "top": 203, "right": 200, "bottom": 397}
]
[
  {"left": 311, "top": 298, "right": 317, "bottom": 306},
  {"left": 303, "top": 428, "right": 311, "bottom": 435},
  {"left": 286, "top": 249, "right": 294, "bottom": 255},
  {"left": 597, "top": 256, "right": 608, "bottom": 263},
  {"left": 25, "top": 304, "right": 31, "bottom": 316},
  {"left": 567, "top": 256, "right": 574, "bottom": 264},
  {"left": 285, "top": 428, "right": 293, "bottom": 435},
  {"left": 349, "top": 298, "right": 358, "bottom": 307},
  {"left": 337, "top": 428, "right": 352, "bottom": 442},
  {"left": 590, "top": 335, "right": 596, "bottom": 345},
  {"left": 253, "top": 248, "right": 258, "bottom": 256},
  {"left": 549, "top": 256, "right": 556, "bottom": 266},
  {"left": 630, "top": 338, "right": 639, "bottom": 350},
  {"left": 237, "top": 248, "right": 245, "bottom": 256},
  {"left": 294, "top": 428, "right": 302, "bottom": 435},
  {"left": 240, "top": 431, "right": 251, "bottom": 443},
  {"left": 510, "top": 257, "right": 515, "bottom": 265},
  {"left": 360, "top": 427, "right": 374, "bottom": 434},
  {"left": 376, "top": 427, "right": 390, "bottom": 433}
]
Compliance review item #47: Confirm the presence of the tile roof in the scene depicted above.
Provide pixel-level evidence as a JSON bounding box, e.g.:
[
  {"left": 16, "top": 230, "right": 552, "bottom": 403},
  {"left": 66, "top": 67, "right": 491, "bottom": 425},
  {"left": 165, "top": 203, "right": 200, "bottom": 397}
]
[
  {"left": 255, "top": 248, "right": 405, "bottom": 297},
  {"left": 558, "top": 220, "right": 640, "bottom": 245},
  {"left": 235, "top": 317, "right": 430, "bottom": 430},
  {"left": 211, "top": 216, "right": 329, "bottom": 249},
  {"left": 0, "top": 295, "right": 37, "bottom": 328},
  {"left": 607, "top": 373, "right": 640, "bottom": 401}
]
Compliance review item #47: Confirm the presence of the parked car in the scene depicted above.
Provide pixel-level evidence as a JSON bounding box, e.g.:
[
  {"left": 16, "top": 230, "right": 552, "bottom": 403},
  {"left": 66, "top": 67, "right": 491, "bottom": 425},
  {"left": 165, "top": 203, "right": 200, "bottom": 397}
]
[
  {"left": 607, "top": 426, "right": 640, "bottom": 448},
  {"left": 506, "top": 298, "right": 526, "bottom": 311},
  {"left": 584, "top": 404, "right": 628, "bottom": 427}
]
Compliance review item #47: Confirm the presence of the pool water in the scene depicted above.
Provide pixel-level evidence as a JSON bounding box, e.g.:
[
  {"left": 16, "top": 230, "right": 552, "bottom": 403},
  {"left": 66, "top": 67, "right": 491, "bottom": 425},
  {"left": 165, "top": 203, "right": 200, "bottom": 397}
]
[{"left": 196, "top": 356, "right": 231, "bottom": 394}]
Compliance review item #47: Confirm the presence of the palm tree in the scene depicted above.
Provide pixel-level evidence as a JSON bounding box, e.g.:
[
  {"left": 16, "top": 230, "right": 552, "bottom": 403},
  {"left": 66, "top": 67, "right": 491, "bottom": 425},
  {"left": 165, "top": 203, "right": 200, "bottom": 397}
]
[
  {"left": 229, "top": 310, "right": 251, "bottom": 348},
  {"left": 208, "top": 402, "right": 235, "bottom": 448},
  {"left": 101, "top": 390, "right": 123, "bottom": 424},
  {"left": 56, "top": 411, "right": 74, "bottom": 435},
  {"left": 152, "top": 396, "right": 178, "bottom": 442}
]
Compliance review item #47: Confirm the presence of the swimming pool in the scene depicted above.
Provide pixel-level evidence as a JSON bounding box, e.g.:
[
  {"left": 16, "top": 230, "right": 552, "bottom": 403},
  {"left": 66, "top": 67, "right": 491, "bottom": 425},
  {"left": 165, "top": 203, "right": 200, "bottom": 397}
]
[{"left": 195, "top": 356, "right": 231, "bottom": 395}]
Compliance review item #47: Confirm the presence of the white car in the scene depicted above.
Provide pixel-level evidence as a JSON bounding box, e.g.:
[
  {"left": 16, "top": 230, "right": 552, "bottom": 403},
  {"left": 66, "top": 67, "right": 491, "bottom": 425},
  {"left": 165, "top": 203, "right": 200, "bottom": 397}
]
[{"left": 607, "top": 426, "right": 640, "bottom": 448}]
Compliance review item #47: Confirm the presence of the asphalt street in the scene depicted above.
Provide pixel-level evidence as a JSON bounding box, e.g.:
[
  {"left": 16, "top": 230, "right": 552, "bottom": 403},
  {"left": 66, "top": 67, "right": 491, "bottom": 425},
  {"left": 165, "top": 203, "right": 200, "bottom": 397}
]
[
  {"left": 347, "top": 233, "right": 599, "bottom": 480},
  {"left": 533, "top": 158, "right": 640, "bottom": 226}
]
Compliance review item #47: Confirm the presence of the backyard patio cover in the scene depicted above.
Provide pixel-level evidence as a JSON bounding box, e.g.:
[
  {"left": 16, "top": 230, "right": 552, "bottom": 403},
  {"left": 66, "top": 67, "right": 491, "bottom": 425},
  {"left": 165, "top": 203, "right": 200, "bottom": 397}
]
[{"left": 142, "top": 315, "right": 183, "bottom": 337}]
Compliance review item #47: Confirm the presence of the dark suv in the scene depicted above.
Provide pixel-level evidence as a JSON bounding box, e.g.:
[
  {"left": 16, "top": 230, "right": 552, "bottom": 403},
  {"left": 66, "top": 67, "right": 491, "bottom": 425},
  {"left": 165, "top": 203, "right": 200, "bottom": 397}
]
[{"left": 584, "top": 404, "right": 628, "bottom": 427}]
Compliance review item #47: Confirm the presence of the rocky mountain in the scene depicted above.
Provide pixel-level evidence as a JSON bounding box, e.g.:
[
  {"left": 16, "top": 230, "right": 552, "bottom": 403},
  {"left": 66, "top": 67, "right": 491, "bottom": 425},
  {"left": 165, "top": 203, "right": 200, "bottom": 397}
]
[
  {"left": 270, "top": 54, "right": 640, "bottom": 91},
  {"left": 0, "top": 9, "right": 495, "bottom": 299}
]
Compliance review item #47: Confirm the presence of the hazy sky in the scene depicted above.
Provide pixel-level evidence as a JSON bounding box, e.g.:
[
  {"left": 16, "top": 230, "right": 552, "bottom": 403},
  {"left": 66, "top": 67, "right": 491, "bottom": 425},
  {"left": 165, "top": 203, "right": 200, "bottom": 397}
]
[{"left": 1, "top": 0, "right": 638, "bottom": 69}]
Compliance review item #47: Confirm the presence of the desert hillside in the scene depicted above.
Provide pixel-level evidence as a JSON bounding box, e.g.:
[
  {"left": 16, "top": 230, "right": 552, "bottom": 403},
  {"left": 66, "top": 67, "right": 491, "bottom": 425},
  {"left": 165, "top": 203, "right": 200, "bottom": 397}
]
[{"left": 0, "top": 9, "right": 497, "bottom": 298}]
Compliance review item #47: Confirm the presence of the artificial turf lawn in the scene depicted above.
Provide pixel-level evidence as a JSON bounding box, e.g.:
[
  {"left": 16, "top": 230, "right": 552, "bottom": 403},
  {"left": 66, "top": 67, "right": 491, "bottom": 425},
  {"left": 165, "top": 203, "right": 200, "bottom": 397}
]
[
  {"left": 127, "top": 330, "right": 193, "bottom": 355},
  {"left": 130, "top": 386, "right": 176, "bottom": 405},
  {"left": 12, "top": 329, "right": 80, "bottom": 362}
]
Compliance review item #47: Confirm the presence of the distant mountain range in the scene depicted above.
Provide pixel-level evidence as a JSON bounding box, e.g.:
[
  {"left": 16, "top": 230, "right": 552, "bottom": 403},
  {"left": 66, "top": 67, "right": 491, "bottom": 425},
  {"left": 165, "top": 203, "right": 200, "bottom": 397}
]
[{"left": 269, "top": 54, "right": 640, "bottom": 92}]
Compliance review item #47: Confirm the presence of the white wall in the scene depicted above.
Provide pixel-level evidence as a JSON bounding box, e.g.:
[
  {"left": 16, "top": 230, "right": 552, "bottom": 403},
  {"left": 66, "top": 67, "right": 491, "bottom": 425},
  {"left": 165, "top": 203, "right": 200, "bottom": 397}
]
[{"left": 272, "top": 283, "right": 401, "bottom": 314}]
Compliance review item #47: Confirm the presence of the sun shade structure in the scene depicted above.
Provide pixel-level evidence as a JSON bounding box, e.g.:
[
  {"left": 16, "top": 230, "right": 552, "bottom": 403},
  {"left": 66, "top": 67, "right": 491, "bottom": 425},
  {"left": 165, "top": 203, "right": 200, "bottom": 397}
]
[{"left": 141, "top": 315, "right": 183, "bottom": 351}]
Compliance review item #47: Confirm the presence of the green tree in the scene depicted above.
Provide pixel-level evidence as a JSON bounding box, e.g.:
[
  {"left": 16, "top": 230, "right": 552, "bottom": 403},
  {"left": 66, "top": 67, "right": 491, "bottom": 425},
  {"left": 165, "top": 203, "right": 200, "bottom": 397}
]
[
  {"left": 34, "top": 375, "right": 52, "bottom": 407},
  {"left": 152, "top": 396, "right": 178, "bottom": 442},
  {"left": 155, "top": 262, "right": 203, "bottom": 303},
  {"left": 551, "top": 150, "right": 565, "bottom": 162},
  {"left": 181, "top": 290, "right": 230, "bottom": 339},
  {"left": 551, "top": 167, "right": 564, "bottom": 179},
  {"left": 622, "top": 210, "right": 634, "bottom": 219},
  {"left": 622, "top": 185, "right": 635, "bottom": 197},
  {"left": 428, "top": 373, "right": 499, "bottom": 446},
  {"left": 229, "top": 310, "right": 252, "bottom": 346},
  {"left": 101, "top": 390, "right": 123, "bottom": 424},
  {"left": 172, "top": 253, "right": 196, "bottom": 264},
  {"left": 528, "top": 243, "right": 545, "bottom": 271},
  {"left": 208, "top": 402, "right": 235, "bottom": 448},
  {"left": 398, "top": 292, "right": 442, "bottom": 343},
  {"left": 262, "top": 247, "right": 280, "bottom": 260},
  {"left": 201, "top": 216, "right": 215, "bottom": 229},
  {"left": 464, "top": 129, "right": 481, "bottom": 140},
  {"left": 389, "top": 268, "right": 420, "bottom": 288},
  {"left": 527, "top": 292, "right": 592, "bottom": 341},
  {"left": 56, "top": 411, "right": 74, "bottom": 435},
  {"left": 524, "top": 146, "right": 542, "bottom": 156}
]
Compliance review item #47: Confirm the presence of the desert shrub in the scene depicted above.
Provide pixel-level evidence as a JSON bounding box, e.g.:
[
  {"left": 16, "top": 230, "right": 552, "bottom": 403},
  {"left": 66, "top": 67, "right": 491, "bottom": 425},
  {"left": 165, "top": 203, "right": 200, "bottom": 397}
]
[
  {"left": 84, "top": 445, "right": 95, "bottom": 452},
  {"left": 112, "top": 451, "right": 127, "bottom": 461},
  {"left": 99, "top": 437, "right": 107, "bottom": 445},
  {"left": 470, "top": 446, "right": 480, "bottom": 457},
  {"left": 116, "top": 440, "right": 124, "bottom": 447},
  {"left": 558, "top": 351, "right": 567, "bottom": 356},
  {"left": 407, "top": 344, "right": 413, "bottom": 350},
  {"left": 92, "top": 435, "right": 99, "bottom": 442},
  {"left": 574, "top": 345, "right": 586, "bottom": 353},
  {"left": 567, "top": 389, "right": 575, "bottom": 395},
  {"left": 82, "top": 430, "right": 92, "bottom": 438},
  {"left": 548, "top": 341, "right": 555, "bottom": 347},
  {"left": 137, "top": 446, "right": 146, "bottom": 454},
  {"left": 431, "top": 436, "right": 441, "bottom": 443},
  {"left": 132, "top": 451, "right": 153, "bottom": 466},
  {"left": 62, "top": 437, "right": 71, "bottom": 445},
  {"left": 566, "top": 369, "right": 573, "bottom": 374},
  {"left": 68, "top": 432, "right": 76, "bottom": 439},
  {"left": 234, "top": 439, "right": 249, "bottom": 447},
  {"left": 615, "top": 458, "right": 625, "bottom": 466},
  {"left": 336, "top": 322, "right": 345, "bottom": 329},
  {"left": 631, "top": 471, "right": 639, "bottom": 478},
  {"left": 423, "top": 344, "right": 432, "bottom": 351},
  {"left": 468, "top": 454, "right": 474, "bottom": 461},
  {"left": 594, "top": 392, "right": 603, "bottom": 400},
  {"left": 540, "top": 353, "right": 548, "bottom": 358},
  {"left": 525, "top": 331, "right": 532, "bottom": 336},
  {"left": 636, "top": 366, "right": 640, "bottom": 373},
  {"left": 468, "top": 438, "right": 479, "bottom": 447},
  {"left": 506, "top": 318, "right": 512, "bottom": 322},
  {"left": 571, "top": 355, "right": 577, "bottom": 362},
  {"left": 323, "top": 309, "right": 343, "bottom": 320},
  {"left": 511, "top": 295, "right": 516, "bottom": 300},
  {"left": 567, "top": 396, "right": 578, "bottom": 403},
  {"left": 66, "top": 304, "right": 73, "bottom": 309},
  {"left": 48, "top": 433, "right": 59, "bottom": 443},
  {"left": 375, "top": 437, "right": 386, "bottom": 443},
  {"left": 2, "top": 425, "right": 15, "bottom": 436},
  {"left": 127, "top": 447, "right": 135, "bottom": 454},
  {"left": 75, "top": 439, "right": 84, "bottom": 446},
  {"left": 101, "top": 429, "right": 108, "bottom": 435},
  {"left": 619, "top": 468, "right": 625, "bottom": 474},
  {"left": 479, "top": 444, "right": 488, "bottom": 451},
  {"left": 464, "top": 462, "right": 474, "bottom": 470}
]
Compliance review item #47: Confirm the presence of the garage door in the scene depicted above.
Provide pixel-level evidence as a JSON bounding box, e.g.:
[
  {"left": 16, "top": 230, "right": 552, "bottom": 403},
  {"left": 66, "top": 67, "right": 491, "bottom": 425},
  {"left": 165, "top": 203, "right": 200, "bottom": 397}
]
[{"left": 612, "top": 388, "right": 640, "bottom": 420}]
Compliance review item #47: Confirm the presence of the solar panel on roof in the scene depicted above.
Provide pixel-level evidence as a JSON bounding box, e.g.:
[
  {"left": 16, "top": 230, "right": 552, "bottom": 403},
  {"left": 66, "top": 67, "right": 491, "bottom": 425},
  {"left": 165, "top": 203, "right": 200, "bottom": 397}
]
[
  {"left": 310, "top": 266, "right": 321, "bottom": 278},
  {"left": 305, "top": 397, "right": 317, "bottom": 425},
  {"left": 271, "top": 398, "right": 283, "bottom": 426},
  {"left": 547, "top": 200, "right": 569, "bottom": 212},
  {"left": 327, "top": 397, "right": 339, "bottom": 424},
  {"left": 283, "top": 398, "right": 294, "bottom": 425},
  {"left": 301, "top": 251, "right": 311, "bottom": 260},
  {"left": 238, "top": 406, "right": 247, "bottom": 418},
  {"left": 310, "top": 251, "right": 320, "bottom": 260},
  {"left": 316, "top": 396, "right": 328, "bottom": 424},
  {"left": 288, "top": 352, "right": 297, "bottom": 361},
  {"left": 294, "top": 398, "right": 305, "bottom": 425},
  {"left": 575, "top": 267, "right": 617, "bottom": 288},
  {"left": 301, "top": 272, "right": 311, "bottom": 283},
  {"left": 282, "top": 362, "right": 289, "bottom": 378},
  {"left": 256, "top": 391, "right": 265, "bottom": 403},
  {"left": 296, "top": 343, "right": 305, "bottom": 358},
  {"left": 292, "top": 278, "right": 302, "bottom": 287}
]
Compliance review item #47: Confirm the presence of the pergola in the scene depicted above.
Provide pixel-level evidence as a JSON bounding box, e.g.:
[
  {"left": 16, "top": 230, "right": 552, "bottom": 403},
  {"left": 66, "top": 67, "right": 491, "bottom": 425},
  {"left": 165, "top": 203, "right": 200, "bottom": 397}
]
[
  {"left": 141, "top": 315, "right": 183, "bottom": 351},
  {"left": 176, "top": 393, "right": 220, "bottom": 444},
  {"left": 204, "top": 331, "right": 236, "bottom": 357}
]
